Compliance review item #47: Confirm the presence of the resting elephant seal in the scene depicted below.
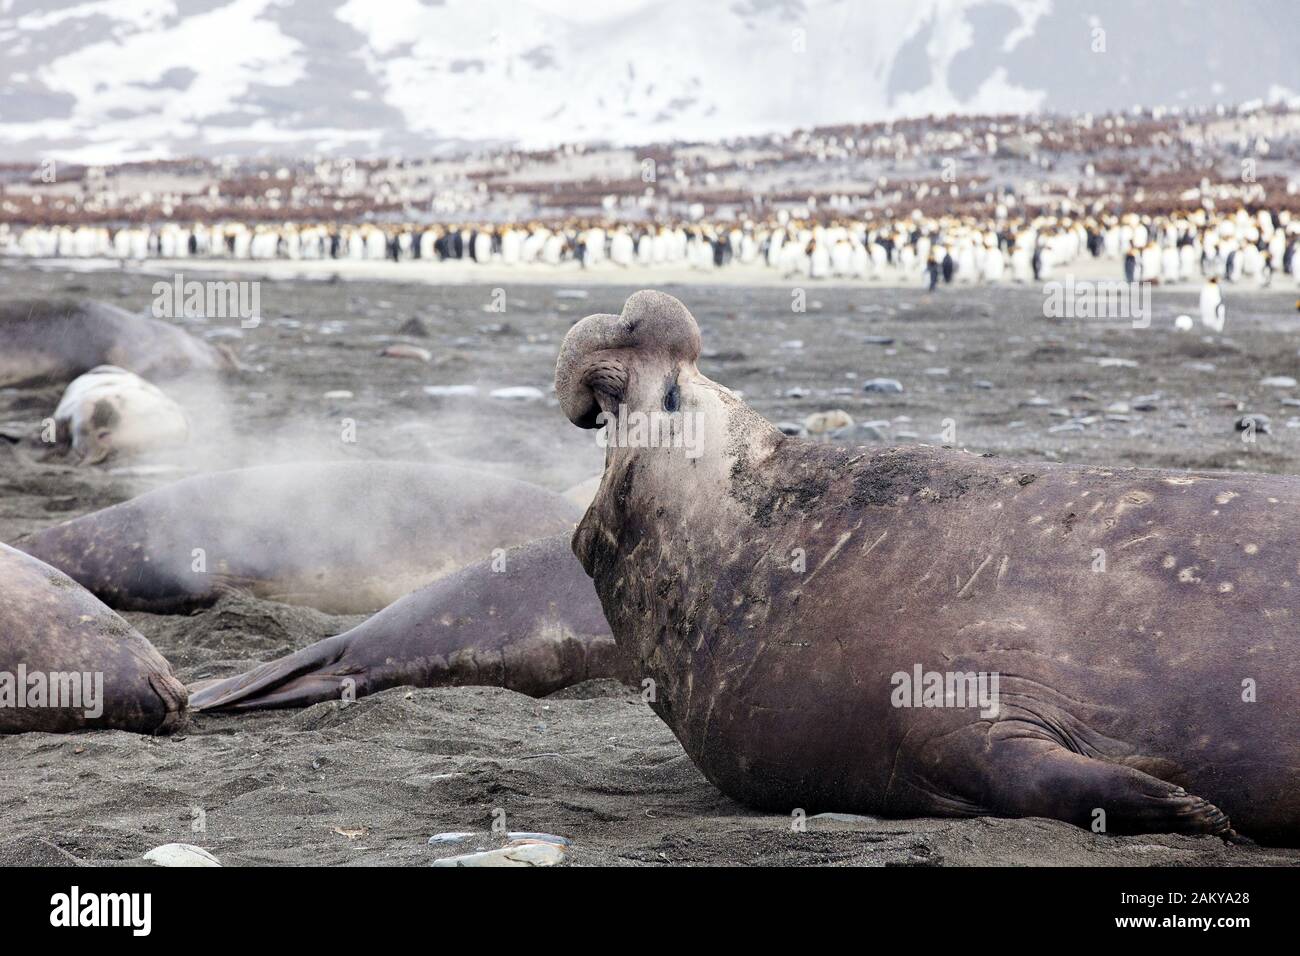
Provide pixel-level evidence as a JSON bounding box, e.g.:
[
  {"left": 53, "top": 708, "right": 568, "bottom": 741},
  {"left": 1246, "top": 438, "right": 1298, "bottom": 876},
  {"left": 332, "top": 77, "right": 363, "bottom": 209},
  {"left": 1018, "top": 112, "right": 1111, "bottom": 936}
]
[
  {"left": 0, "top": 544, "right": 187, "bottom": 734},
  {"left": 555, "top": 290, "right": 1300, "bottom": 844},
  {"left": 15, "top": 462, "right": 583, "bottom": 615},
  {"left": 53, "top": 366, "right": 190, "bottom": 463},
  {"left": 0, "top": 299, "right": 236, "bottom": 388},
  {"left": 189, "top": 533, "right": 625, "bottom": 711}
]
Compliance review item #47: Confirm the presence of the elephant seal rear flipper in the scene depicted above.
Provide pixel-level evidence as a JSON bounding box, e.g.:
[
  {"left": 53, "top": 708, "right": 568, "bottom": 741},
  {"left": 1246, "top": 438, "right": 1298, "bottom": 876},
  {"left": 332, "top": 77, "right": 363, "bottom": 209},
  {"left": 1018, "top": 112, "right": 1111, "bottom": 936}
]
[{"left": 189, "top": 533, "right": 623, "bottom": 712}]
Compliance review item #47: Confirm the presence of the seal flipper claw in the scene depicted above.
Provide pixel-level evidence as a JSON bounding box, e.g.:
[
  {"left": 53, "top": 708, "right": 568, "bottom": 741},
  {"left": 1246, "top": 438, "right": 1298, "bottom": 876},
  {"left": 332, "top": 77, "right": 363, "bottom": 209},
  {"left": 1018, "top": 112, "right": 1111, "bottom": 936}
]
[{"left": 918, "top": 726, "right": 1235, "bottom": 837}]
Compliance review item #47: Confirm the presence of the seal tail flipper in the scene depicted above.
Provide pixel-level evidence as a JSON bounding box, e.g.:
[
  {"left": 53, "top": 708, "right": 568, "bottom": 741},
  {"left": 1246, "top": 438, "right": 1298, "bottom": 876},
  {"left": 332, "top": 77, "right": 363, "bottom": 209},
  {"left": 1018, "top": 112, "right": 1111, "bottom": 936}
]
[{"left": 188, "top": 634, "right": 353, "bottom": 712}]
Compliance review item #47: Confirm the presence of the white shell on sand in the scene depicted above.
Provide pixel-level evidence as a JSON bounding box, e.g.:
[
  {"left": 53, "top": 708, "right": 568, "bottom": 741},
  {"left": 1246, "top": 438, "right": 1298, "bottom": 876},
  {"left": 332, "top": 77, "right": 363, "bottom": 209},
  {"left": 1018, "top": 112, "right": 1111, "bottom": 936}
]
[
  {"left": 430, "top": 840, "right": 567, "bottom": 867},
  {"left": 142, "top": 843, "right": 222, "bottom": 867}
]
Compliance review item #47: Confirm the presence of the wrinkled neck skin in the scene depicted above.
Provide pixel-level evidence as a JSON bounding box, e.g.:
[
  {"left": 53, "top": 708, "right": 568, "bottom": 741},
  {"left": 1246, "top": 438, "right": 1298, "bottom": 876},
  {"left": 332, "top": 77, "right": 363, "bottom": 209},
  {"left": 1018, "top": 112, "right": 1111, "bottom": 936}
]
[{"left": 574, "top": 373, "right": 778, "bottom": 651}]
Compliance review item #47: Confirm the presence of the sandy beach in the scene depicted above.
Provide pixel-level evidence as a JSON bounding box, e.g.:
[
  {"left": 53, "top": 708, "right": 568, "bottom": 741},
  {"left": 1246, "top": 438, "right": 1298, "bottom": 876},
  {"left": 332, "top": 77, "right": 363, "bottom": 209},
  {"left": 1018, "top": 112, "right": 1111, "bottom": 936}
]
[{"left": 2, "top": 264, "right": 1299, "bottom": 865}]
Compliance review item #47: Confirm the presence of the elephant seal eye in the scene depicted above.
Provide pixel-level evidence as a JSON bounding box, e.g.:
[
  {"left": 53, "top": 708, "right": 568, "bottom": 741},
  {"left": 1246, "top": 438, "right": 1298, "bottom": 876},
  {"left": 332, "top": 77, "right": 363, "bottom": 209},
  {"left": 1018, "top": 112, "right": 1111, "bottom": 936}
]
[{"left": 663, "top": 383, "right": 680, "bottom": 412}]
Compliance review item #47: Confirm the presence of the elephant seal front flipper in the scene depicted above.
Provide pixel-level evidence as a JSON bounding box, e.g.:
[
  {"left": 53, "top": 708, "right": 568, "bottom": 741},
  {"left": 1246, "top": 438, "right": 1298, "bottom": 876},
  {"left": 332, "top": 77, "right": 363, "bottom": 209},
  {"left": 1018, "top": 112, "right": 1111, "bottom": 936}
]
[
  {"left": 901, "top": 721, "right": 1234, "bottom": 837},
  {"left": 188, "top": 533, "right": 624, "bottom": 712}
]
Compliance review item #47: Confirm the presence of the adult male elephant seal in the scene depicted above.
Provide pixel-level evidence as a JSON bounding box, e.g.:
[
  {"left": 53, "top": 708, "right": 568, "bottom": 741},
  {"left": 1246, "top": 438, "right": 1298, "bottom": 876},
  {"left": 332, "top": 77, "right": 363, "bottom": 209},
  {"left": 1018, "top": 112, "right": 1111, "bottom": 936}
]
[
  {"left": 0, "top": 544, "right": 187, "bottom": 734},
  {"left": 0, "top": 299, "right": 236, "bottom": 388},
  {"left": 16, "top": 462, "right": 583, "bottom": 615},
  {"left": 188, "top": 534, "right": 626, "bottom": 711},
  {"left": 555, "top": 290, "right": 1300, "bottom": 844}
]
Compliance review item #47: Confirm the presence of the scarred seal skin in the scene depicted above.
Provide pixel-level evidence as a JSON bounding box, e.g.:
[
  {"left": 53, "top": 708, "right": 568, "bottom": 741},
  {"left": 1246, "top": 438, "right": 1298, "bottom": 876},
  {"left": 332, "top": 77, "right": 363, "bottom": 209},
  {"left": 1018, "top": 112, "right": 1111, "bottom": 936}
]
[
  {"left": 0, "top": 543, "right": 187, "bottom": 734},
  {"left": 15, "top": 461, "right": 584, "bottom": 615},
  {"left": 187, "top": 533, "right": 626, "bottom": 711},
  {"left": 556, "top": 290, "right": 1300, "bottom": 845},
  {"left": 0, "top": 299, "right": 236, "bottom": 388}
]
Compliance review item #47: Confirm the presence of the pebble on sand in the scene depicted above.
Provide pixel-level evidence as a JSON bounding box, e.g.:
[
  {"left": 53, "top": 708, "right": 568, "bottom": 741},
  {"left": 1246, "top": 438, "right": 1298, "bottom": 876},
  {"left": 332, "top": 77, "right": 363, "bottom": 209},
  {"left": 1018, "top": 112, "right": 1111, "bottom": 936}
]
[
  {"left": 423, "top": 384, "right": 479, "bottom": 397},
  {"left": 379, "top": 344, "right": 433, "bottom": 362},
  {"left": 490, "top": 386, "right": 546, "bottom": 401},
  {"left": 430, "top": 840, "right": 568, "bottom": 868},
  {"left": 804, "top": 409, "right": 854, "bottom": 436},
  {"left": 1236, "top": 414, "right": 1271, "bottom": 434},
  {"left": 142, "top": 844, "right": 221, "bottom": 867},
  {"left": 862, "top": 378, "right": 903, "bottom": 393}
]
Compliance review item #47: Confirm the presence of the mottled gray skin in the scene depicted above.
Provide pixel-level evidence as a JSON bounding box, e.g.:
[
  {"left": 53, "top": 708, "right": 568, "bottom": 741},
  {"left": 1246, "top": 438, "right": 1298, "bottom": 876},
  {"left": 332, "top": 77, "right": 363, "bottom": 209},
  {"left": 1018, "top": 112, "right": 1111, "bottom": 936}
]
[
  {"left": 16, "top": 462, "right": 584, "bottom": 615},
  {"left": 188, "top": 534, "right": 625, "bottom": 711},
  {"left": 558, "top": 290, "right": 1300, "bottom": 845},
  {"left": 0, "top": 544, "right": 187, "bottom": 734},
  {"left": 0, "top": 299, "right": 236, "bottom": 388}
]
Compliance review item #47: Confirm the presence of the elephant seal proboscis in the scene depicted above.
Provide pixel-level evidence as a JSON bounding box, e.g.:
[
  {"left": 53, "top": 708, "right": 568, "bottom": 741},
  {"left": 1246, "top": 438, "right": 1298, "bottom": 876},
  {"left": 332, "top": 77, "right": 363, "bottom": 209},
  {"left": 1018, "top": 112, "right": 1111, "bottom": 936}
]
[
  {"left": 53, "top": 365, "right": 190, "bottom": 463},
  {"left": 16, "top": 461, "right": 584, "bottom": 615},
  {"left": 0, "top": 544, "right": 187, "bottom": 734},
  {"left": 555, "top": 290, "right": 1300, "bottom": 844},
  {"left": 0, "top": 299, "right": 237, "bottom": 388},
  {"left": 188, "top": 533, "right": 626, "bottom": 711}
]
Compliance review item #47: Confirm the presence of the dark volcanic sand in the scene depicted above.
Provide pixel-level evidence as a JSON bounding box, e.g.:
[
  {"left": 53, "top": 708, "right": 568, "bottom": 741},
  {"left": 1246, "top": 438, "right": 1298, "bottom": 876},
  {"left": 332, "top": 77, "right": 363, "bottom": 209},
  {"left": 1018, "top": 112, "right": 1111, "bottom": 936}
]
[{"left": 2, "top": 263, "right": 1298, "bottom": 866}]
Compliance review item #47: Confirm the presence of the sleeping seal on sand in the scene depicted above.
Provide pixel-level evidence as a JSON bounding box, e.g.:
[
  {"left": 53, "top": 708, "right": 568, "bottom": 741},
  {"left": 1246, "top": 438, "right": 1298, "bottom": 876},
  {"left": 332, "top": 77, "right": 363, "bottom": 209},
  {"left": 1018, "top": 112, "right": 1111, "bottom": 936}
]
[
  {"left": 188, "top": 533, "right": 625, "bottom": 711},
  {"left": 0, "top": 299, "right": 236, "bottom": 388},
  {"left": 555, "top": 290, "right": 1300, "bottom": 844},
  {"left": 53, "top": 366, "right": 190, "bottom": 463},
  {"left": 0, "top": 544, "right": 187, "bottom": 734},
  {"left": 15, "top": 461, "right": 583, "bottom": 615}
]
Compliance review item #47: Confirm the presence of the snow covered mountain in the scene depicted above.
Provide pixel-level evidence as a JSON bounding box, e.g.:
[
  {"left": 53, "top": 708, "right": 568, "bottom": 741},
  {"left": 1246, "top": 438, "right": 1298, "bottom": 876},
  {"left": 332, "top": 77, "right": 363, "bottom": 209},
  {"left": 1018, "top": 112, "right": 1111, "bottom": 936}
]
[{"left": 1, "top": 0, "right": 1296, "bottom": 163}]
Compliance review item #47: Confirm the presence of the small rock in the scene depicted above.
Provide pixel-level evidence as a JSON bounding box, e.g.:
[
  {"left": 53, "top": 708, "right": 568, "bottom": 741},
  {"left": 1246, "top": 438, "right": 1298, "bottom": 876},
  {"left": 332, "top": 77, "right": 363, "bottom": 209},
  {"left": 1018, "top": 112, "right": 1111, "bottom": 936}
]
[
  {"left": 862, "top": 378, "right": 903, "bottom": 393},
  {"left": 431, "top": 841, "right": 566, "bottom": 868},
  {"left": 143, "top": 844, "right": 221, "bottom": 868},
  {"left": 397, "top": 316, "right": 430, "bottom": 337},
  {"left": 776, "top": 421, "right": 806, "bottom": 436},
  {"left": 804, "top": 410, "right": 854, "bottom": 436},
  {"left": 1261, "top": 376, "right": 1297, "bottom": 388},
  {"left": 322, "top": 390, "right": 353, "bottom": 400},
  {"left": 972, "top": 380, "right": 994, "bottom": 390},
  {"left": 490, "top": 386, "right": 545, "bottom": 401},
  {"left": 785, "top": 387, "right": 810, "bottom": 398},
  {"left": 862, "top": 335, "right": 894, "bottom": 346},
  {"left": 423, "top": 385, "right": 479, "bottom": 397},
  {"left": 780, "top": 339, "right": 804, "bottom": 350},
  {"left": 379, "top": 344, "right": 432, "bottom": 361}
]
